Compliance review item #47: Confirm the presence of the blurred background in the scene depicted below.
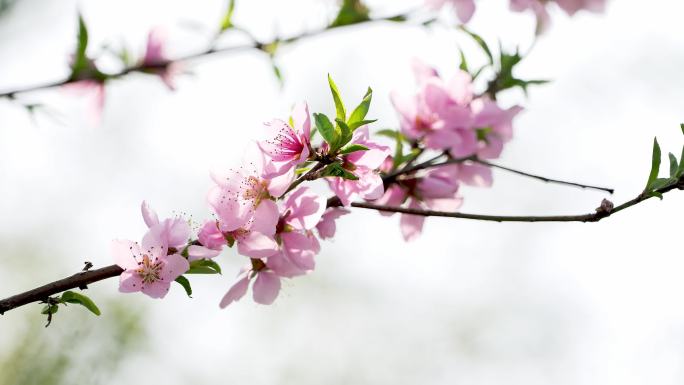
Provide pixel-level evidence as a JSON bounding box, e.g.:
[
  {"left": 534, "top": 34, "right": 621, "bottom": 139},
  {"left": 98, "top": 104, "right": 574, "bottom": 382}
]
[{"left": 1, "top": 0, "right": 684, "bottom": 384}]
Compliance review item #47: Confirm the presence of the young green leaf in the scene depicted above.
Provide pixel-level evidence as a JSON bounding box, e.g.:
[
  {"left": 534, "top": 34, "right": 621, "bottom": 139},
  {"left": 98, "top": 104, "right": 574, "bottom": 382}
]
[
  {"left": 680, "top": 123, "right": 684, "bottom": 135},
  {"left": 328, "top": 74, "right": 346, "bottom": 122},
  {"left": 335, "top": 118, "right": 353, "bottom": 149},
  {"left": 76, "top": 14, "right": 89, "bottom": 64},
  {"left": 459, "top": 26, "right": 493, "bottom": 65},
  {"left": 314, "top": 113, "right": 337, "bottom": 148},
  {"left": 348, "top": 87, "right": 372, "bottom": 127},
  {"left": 458, "top": 47, "right": 469, "bottom": 73},
  {"left": 330, "top": 0, "right": 370, "bottom": 27},
  {"left": 60, "top": 291, "right": 101, "bottom": 316},
  {"left": 348, "top": 119, "right": 376, "bottom": 131},
  {"left": 677, "top": 145, "right": 684, "bottom": 177},
  {"left": 320, "top": 163, "right": 359, "bottom": 180},
  {"left": 41, "top": 304, "right": 59, "bottom": 315},
  {"left": 175, "top": 276, "right": 193, "bottom": 298},
  {"left": 646, "top": 137, "right": 661, "bottom": 190},
  {"left": 669, "top": 152, "right": 678, "bottom": 177},
  {"left": 219, "top": 0, "right": 236, "bottom": 32},
  {"left": 186, "top": 259, "right": 222, "bottom": 275},
  {"left": 339, "top": 144, "right": 369, "bottom": 155}
]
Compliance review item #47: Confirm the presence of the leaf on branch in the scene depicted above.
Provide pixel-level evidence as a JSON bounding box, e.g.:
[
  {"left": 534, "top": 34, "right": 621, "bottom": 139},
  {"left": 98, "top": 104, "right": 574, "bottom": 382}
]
[
  {"left": 219, "top": 0, "right": 236, "bottom": 32},
  {"left": 339, "top": 144, "right": 369, "bottom": 154},
  {"left": 335, "top": 118, "right": 353, "bottom": 149},
  {"left": 646, "top": 137, "right": 661, "bottom": 190},
  {"left": 459, "top": 26, "right": 493, "bottom": 65},
  {"left": 328, "top": 74, "right": 346, "bottom": 122},
  {"left": 669, "top": 152, "right": 679, "bottom": 177},
  {"left": 314, "top": 113, "right": 338, "bottom": 149},
  {"left": 60, "top": 290, "right": 101, "bottom": 316},
  {"left": 321, "top": 163, "right": 358, "bottom": 180},
  {"left": 186, "top": 259, "right": 222, "bottom": 275},
  {"left": 348, "top": 87, "right": 372, "bottom": 129},
  {"left": 175, "top": 276, "right": 193, "bottom": 297},
  {"left": 330, "top": 0, "right": 370, "bottom": 27}
]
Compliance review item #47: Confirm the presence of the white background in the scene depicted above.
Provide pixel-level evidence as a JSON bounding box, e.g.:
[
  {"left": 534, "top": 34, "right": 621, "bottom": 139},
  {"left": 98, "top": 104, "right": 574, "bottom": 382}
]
[{"left": 1, "top": 0, "right": 684, "bottom": 384}]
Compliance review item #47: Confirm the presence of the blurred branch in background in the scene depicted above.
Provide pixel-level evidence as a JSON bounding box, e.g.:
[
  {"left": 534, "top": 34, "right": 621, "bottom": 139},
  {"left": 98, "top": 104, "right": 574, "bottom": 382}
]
[{"left": 0, "top": 299, "right": 147, "bottom": 385}]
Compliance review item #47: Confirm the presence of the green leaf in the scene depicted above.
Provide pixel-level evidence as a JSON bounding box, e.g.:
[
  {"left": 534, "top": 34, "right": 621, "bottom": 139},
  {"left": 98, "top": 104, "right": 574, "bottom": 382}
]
[
  {"left": 328, "top": 74, "right": 346, "bottom": 122},
  {"left": 669, "top": 152, "right": 678, "bottom": 177},
  {"left": 330, "top": 0, "right": 369, "bottom": 27},
  {"left": 677, "top": 145, "right": 684, "bottom": 177},
  {"left": 348, "top": 119, "right": 376, "bottom": 131},
  {"left": 646, "top": 137, "right": 661, "bottom": 190},
  {"left": 76, "top": 14, "right": 89, "bottom": 64},
  {"left": 60, "top": 291, "right": 101, "bottom": 316},
  {"left": 680, "top": 123, "right": 684, "bottom": 135},
  {"left": 339, "top": 144, "right": 369, "bottom": 154},
  {"left": 41, "top": 304, "right": 59, "bottom": 315},
  {"left": 175, "top": 276, "right": 193, "bottom": 298},
  {"left": 648, "top": 177, "right": 675, "bottom": 191},
  {"left": 320, "top": 163, "right": 358, "bottom": 180},
  {"left": 348, "top": 87, "right": 372, "bottom": 127},
  {"left": 314, "top": 113, "right": 337, "bottom": 148},
  {"left": 186, "top": 259, "right": 222, "bottom": 275},
  {"left": 458, "top": 47, "right": 469, "bottom": 73},
  {"left": 219, "top": 0, "right": 236, "bottom": 32},
  {"left": 335, "top": 118, "right": 353, "bottom": 148},
  {"left": 459, "top": 26, "right": 493, "bottom": 65}
]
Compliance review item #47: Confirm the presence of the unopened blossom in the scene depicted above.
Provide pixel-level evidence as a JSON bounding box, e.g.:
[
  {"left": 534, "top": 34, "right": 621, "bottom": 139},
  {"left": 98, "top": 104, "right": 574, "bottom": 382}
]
[
  {"left": 426, "top": 0, "right": 476, "bottom": 23},
  {"left": 326, "top": 126, "right": 391, "bottom": 206},
  {"left": 220, "top": 261, "right": 282, "bottom": 307},
  {"left": 141, "top": 28, "right": 180, "bottom": 90},
  {"left": 141, "top": 201, "right": 220, "bottom": 261},
  {"left": 112, "top": 225, "right": 189, "bottom": 299},
  {"left": 391, "top": 60, "right": 477, "bottom": 158},
  {"left": 258, "top": 102, "right": 312, "bottom": 177},
  {"left": 209, "top": 148, "right": 294, "bottom": 231},
  {"left": 316, "top": 208, "right": 350, "bottom": 240},
  {"left": 375, "top": 165, "right": 463, "bottom": 241}
]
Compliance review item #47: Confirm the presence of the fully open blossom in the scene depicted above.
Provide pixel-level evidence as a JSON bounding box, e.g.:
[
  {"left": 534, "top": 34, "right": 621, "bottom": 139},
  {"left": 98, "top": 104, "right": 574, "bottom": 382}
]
[
  {"left": 141, "top": 28, "right": 181, "bottom": 90},
  {"left": 141, "top": 201, "right": 220, "bottom": 261},
  {"left": 209, "top": 148, "right": 294, "bottom": 231},
  {"left": 222, "top": 200, "right": 280, "bottom": 258},
  {"left": 426, "top": 0, "right": 476, "bottom": 23},
  {"left": 112, "top": 225, "right": 189, "bottom": 299},
  {"left": 374, "top": 165, "right": 464, "bottom": 241},
  {"left": 510, "top": 0, "right": 605, "bottom": 32},
  {"left": 391, "top": 60, "right": 477, "bottom": 158},
  {"left": 258, "top": 102, "right": 311, "bottom": 177},
  {"left": 266, "top": 187, "right": 325, "bottom": 276},
  {"left": 327, "top": 126, "right": 391, "bottom": 206}
]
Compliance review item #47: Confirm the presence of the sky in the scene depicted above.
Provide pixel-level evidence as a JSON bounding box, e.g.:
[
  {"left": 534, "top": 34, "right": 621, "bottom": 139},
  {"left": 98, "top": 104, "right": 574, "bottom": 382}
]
[{"left": 1, "top": 0, "right": 684, "bottom": 384}]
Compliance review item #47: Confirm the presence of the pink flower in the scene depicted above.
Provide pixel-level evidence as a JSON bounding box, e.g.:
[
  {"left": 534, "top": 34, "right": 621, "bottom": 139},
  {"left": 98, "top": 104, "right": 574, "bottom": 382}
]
[
  {"left": 141, "top": 201, "right": 220, "bottom": 261},
  {"left": 268, "top": 187, "right": 325, "bottom": 274},
  {"left": 141, "top": 28, "right": 181, "bottom": 90},
  {"left": 470, "top": 97, "right": 523, "bottom": 160},
  {"left": 326, "top": 126, "right": 391, "bottom": 206},
  {"left": 391, "top": 60, "right": 477, "bottom": 158},
  {"left": 375, "top": 165, "right": 463, "bottom": 241},
  {"left": 258, "top": 102, "right": 311, "bottom": 177},
  {"left": 219, "top": 263, "right": 283, "bottom": 307},
  {"left": 223, "top": 200, "right": 280, "bottom": 258},
  {"left": 209, "top": 148, "right": 294, "bottom": 231},
  {"left": 316, "top": 208, "right": 350, "bottom": 240},
  {"left": 112, "top": 225, "right": 189, "bottom": 299},
  {"left": 198, "top": 220, "right": 226, "bottom": 250},
  {"left": 426, "top": 0, "right": 476, "bottom": 23}
]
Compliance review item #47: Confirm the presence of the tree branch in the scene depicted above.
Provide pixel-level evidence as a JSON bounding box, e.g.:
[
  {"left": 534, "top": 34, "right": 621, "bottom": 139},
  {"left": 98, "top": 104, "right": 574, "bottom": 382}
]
[{"left": 0, "top": 12, "right": 419, "bottom": 99}]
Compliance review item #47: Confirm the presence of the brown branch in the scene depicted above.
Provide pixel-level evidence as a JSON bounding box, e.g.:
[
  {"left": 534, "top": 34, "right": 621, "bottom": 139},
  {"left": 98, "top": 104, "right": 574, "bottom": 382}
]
[{"left": 0, "top": 264, "right": 123, "bottom": 315}]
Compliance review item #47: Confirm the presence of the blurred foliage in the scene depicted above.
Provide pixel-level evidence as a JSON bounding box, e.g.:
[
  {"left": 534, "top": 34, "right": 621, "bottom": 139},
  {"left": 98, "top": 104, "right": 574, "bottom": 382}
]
[
  {"left": 0, "top": 299, "right": 147, "bottom": 385},
  {"left": 0, "top": 0, "right": 17, "bottom": 17}
]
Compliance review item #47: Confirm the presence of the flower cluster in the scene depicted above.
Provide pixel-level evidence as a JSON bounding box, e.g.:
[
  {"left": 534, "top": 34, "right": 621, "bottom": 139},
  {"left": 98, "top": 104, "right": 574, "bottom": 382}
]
[{"left": 111, "top": 70, "right": 522, "bottom": 306}]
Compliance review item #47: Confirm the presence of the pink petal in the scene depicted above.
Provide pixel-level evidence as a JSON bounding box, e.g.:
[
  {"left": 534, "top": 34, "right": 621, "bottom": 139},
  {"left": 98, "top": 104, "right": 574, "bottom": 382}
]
[
  {"left": 316, "top": 208, "right": 350, "bottom": 239},
  {"left": 252, "top": 271, "right": 282, "bottom": 305},
  {"left": 219, "top": 274, "right": 250, "bottom": 308},
  {"left": 284, "top": 187, "right": 326, "bottom": 231},
  {"left": 372, "top": 185, "right": 408, "bottom": 217},
  {"left": 112, "top": 239, "right": 142, "bottom": 270},
  {"left": 160, "top": 253, "right": 190, "bottom": 281},
  {"left": 452, "top": 0, "right": 476, "bottom": 23},
  {"left": 141, "top": 200, "right": 159, "bottom": 228},
  {"left": 187, "top": 245, "right": 221, "bottom": 262},
  {"left": 266, "top": 168, "right": 295, "bottom": 198},
  {"left": 163, "top": 217, "right": 190, "bottom": 248},
  {"left": 458, "top": 162, "right": 493, "bottom": 187},
  {"left": 119, "top": 271, "right": 144, "bottom": 293},
  {"left": 141, "top": 281, "right": 171, "bottom": 299},
  {"left": 250, "top": 199, "right": 279, "bottom": 235},
  {"left": 267, "top": 251, "right": 307, "bottom": 278},
  {"left": 400, "top": 199, "right": 426, "bottom": 242},
  {"left": 237, "top": 231, "right": 279, "bottom": 258},
  {"left": 292, "top": 102, "right": 311, "bottom": 139}
]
